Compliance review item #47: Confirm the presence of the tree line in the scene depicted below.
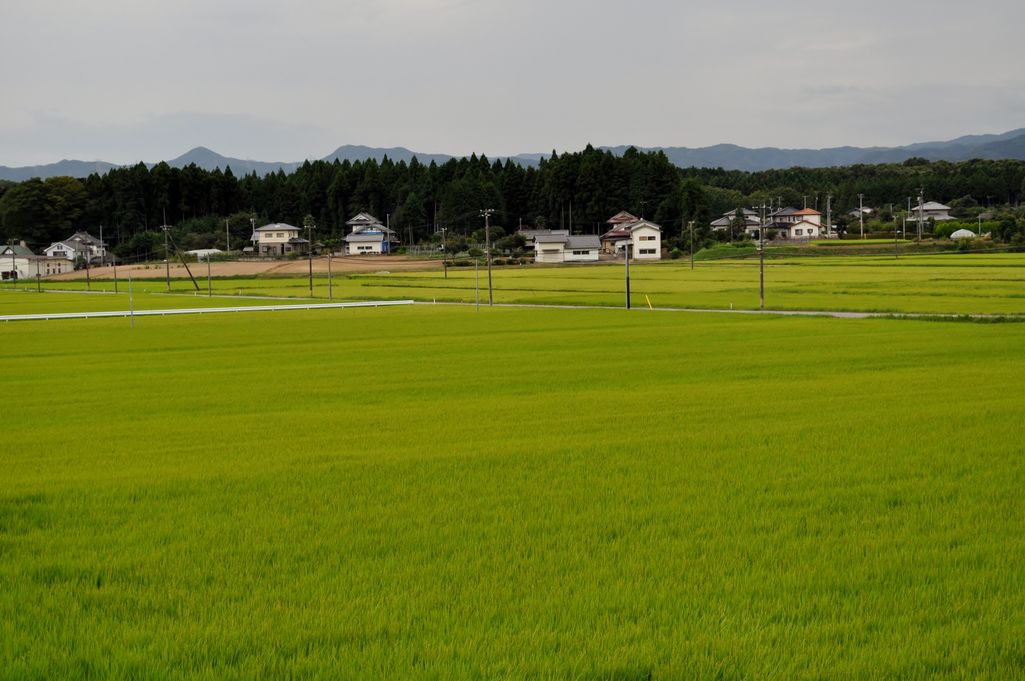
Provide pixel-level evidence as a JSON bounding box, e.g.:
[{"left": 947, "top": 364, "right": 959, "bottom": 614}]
[{"left": 2, "top": 147, "right": 1024, "bottom": 259}]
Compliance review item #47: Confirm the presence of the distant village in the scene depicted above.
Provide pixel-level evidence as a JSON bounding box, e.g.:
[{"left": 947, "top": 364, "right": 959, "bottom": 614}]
[{"left": 1, "top": 199, "right": 968, "bottom": 281}]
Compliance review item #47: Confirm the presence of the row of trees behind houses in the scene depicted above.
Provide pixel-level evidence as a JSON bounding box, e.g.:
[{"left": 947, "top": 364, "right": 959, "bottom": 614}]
[{"left": 2, "top": 146, "right": 1025, "bottom": 260}]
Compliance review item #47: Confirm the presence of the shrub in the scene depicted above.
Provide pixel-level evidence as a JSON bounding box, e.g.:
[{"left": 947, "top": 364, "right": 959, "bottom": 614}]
[
  {"left": 452, "top": 259, "right": 471, "bottom": 267},
  {"left": 670, "top": 248, "right": 683, "bottom": 260}
]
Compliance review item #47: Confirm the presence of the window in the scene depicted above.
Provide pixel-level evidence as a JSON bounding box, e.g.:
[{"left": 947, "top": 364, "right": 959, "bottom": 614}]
[
  {"left": 276, "top": 232, "right": 284, "bottom": 238},
  {"left": 572, "top": 250, "right": 589, "bottom": 255},
  {"left": 640, "top": 235, "right": 656, "bottom": 241},
  {"left": 639, "top": 248, "right": 656, "bottom": 255},
  {"left": 795, "top": 229, "right": 803, "bottom": 236}
]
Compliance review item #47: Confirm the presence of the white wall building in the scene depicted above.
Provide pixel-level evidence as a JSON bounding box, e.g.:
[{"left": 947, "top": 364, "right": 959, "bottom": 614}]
[
  {"left": 345, "top": 233, "right": 386, "bottom": 255},
  {"left": 533, "top": 234, "right": 601, "bottom": 263},
  {"left": 909, "top": 201, "right": 954, "bottom": 222},
  {"left": 600, "top": 213, "right": 662, "bottom": 260},
  {"left": 44, "top": 231, "right": 108, "bottom": 263},
  {"left": 2, "top": 243, "right": 74, "bottom": 280}
]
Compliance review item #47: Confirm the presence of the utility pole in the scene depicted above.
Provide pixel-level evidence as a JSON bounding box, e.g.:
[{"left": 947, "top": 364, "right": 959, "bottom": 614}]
[
  {"left": 112, "top": 254, "right": 118, "bottom": 294},
  {"left": 328, "top": 253, "right": 333, "bottom": 300},
  {"left": 826, "top": 193, "right": 832, "bottom": 238},
  {"left": 480, "top": 208, "right": 495, "bottom": 305},
  {"left": 128, "top": 272, "right": 134, "bottom": 329},
  {"left": 440, "top": 226, "right": 448, "bottom": 279},
  {"left": 226, "top": 218, "right": 230, "bottom": 252},
  {"left": 207, "top": 256, "right": 212, "bottom": 296},
  {"left": 624, "top": 242, "right": 631, "bottom": 309},
  {"left": 475, "top": 257, "right": 480, "bottom": 312},
  {"left": 858, "top": 194, "right": 865, "bottom": 240},
  {"left": 163, "top": 222, "right": 170, "bottom": 291},
  {"left": 689, "top": 221, "right": 695, "bottom": 270},
  {"left": 305, "top": 216, "right": 315, "bottom": 296},
  {"left": 759, "top": 203, "right": 766, "bottom": 310},
  {"left": 84, "top": 240, "right": 91, "bottom": 290}
]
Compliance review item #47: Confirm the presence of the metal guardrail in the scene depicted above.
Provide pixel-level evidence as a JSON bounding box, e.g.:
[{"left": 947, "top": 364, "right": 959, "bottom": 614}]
[{"left": 0, "top": 300, "right": 415, "bottom": 322}]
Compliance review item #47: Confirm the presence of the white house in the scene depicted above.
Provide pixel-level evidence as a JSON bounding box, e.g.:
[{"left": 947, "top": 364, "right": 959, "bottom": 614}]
[
  {"left": 253, "top": 223, "right": 309, "bottom": 256},
  {"left": 344, "top": 232, "right": 387, "bottom": 255},
  {"left": 533, "top": 234, "right": 601, "bottom": 263},
  {"left": 2, "top": 242, "right": 74, "bottom": 281},
  {"left": 44, "top": 231, "right": 108, "bottom": 264},
  {"left": 343, "top": 212, "right": 392, "bottom": 255},
  {"left": 600, "top": 212, "right": 662, "bottom": 260},
  {"left": 909, "top": 201, "right": 954, "bottom": 222}
]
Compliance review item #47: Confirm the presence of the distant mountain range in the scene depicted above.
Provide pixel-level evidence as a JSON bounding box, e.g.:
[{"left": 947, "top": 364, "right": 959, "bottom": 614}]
[{"left": 2, "top": 128, "right": 1024, "bottom": 181}]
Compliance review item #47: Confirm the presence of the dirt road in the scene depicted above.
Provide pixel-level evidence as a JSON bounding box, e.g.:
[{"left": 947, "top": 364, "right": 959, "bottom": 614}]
[{"left": 51, "top": 256, "right": 442, "bottom": 280}]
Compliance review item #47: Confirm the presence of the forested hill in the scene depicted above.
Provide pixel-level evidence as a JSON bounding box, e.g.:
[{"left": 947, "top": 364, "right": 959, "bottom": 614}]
[
  {"left": 1, "top": 146, "right": 1023, "bottom": 255},
  {"left": 3, "top": 129, "right": 1025, "bottom": 180}
]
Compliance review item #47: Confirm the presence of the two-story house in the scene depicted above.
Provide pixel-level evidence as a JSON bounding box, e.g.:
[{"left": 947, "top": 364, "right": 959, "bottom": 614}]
[{"left": 252, "top": 223, "right": 309, "bottom": 256}]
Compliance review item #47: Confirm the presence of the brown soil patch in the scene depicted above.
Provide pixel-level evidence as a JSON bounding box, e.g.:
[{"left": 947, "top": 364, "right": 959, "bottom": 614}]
[{"left": 50, "top": 256, "right": 442, "bottom": 281}]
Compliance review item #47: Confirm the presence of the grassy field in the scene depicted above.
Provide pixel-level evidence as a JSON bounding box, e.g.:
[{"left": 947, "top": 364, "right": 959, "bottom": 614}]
[
  {"left": 7, "top": 251, "right": 1025, "bottom": 316},
  {"left": 2, "top": 305, "right": 1024, "bottom": 678}
]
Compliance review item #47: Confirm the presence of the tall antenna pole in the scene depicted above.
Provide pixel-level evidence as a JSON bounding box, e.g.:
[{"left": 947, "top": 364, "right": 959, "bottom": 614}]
[
  {"left": 226, "top": 218, "right": 230, "bottom": 252},
  {"left": 480, "top": 208, "right": 495, "bottom": 305}
]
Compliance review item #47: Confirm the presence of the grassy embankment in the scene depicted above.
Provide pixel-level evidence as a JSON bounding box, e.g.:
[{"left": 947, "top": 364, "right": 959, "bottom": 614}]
[{"left": 2, "top": 305, "right": 1024, "bottom": 678}]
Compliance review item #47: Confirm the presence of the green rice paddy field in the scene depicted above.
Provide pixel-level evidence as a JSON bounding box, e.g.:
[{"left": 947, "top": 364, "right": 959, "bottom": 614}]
[
  {"left": 2, "top": 303, "right": 1024, "bottom": 679},
  {"left": 10, "top": 251, "right": 1025, "bottom": 315}
]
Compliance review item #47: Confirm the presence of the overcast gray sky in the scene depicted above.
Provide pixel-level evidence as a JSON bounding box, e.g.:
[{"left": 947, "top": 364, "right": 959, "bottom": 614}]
[{"left": 2, "top": 0, "right": 1024, "bottom": 166}]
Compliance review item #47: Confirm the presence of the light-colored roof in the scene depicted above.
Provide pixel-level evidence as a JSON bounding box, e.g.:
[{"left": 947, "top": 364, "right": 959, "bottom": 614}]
[
  {"left": 255, "top": 223, "right": 300, "bottom": 232},
  {"left": 950, "top": 229, "right": 977, "bottom": 239},
  {"left": 914, "top": 201, "right": 951, "bottom": 211},
  {"left": 346, "top": 212, "right": 383, "bottom": 226},
  {"left": 344, "top": 233, "right": 385, "bottom": 243}
]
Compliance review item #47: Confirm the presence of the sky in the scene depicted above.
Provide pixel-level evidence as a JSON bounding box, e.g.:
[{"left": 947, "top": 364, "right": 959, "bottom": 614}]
[{"left": 2, "top": 0, "right": 1024, "bottom": 166}]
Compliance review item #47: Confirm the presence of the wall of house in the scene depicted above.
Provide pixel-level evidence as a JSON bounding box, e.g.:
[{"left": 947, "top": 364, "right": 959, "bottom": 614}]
[
  {"left": 535, "top": 244, "right": 565, "bottom": 263},
  {"left": 631, "top": 227, "right": 661, "bottom": 259},
  {"left": 348, "top": 241, "right": 384, "bottom": 255},
  {"left": 1, "top": 257, "right": 69, "bottom": 279},
  {"left": 564, "top": 248, "right": 599, "bottom": 262}
]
